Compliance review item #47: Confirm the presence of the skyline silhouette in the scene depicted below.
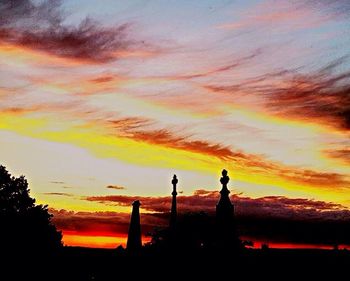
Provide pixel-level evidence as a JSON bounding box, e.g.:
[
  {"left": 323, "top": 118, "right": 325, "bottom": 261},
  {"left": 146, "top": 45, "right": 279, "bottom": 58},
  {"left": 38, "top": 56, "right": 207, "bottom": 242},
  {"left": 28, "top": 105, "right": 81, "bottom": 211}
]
[
  {"left": 1, "top": 164, "right": 349, "bottom": 252},
  {"left": 1, "top": 0, "right": 350, "bottom": 255},
  {"left": 1, "top": 163, "right": 349, "bottom": 281}
]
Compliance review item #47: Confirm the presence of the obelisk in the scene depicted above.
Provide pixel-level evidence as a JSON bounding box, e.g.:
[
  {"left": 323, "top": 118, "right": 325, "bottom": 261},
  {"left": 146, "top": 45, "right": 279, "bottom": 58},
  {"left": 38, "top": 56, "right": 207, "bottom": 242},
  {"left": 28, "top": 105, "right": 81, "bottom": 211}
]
[{"left": 126, "top": 200, "right": 142, "bottom": 252}]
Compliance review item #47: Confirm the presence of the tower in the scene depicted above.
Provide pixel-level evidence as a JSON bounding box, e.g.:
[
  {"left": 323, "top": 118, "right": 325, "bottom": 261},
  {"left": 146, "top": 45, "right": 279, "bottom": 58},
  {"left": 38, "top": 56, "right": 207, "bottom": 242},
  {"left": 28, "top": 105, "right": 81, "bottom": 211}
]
[
  {"left": 170, "top": 174, "right": 178, "bottom": 227},
  {"left": 126, "top": 200, "right": 142, "bottom": 252},
  {"left": 216, "top": 169, "right": 236, "bottom": 248}
]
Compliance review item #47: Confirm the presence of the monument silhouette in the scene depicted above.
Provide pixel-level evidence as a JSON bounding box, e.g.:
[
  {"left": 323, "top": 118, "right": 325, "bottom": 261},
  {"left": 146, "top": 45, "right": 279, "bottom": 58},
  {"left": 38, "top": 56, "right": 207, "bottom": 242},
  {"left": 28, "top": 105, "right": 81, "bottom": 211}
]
[
  {"left": 216, "top": 169, "right": 237, "bottom": 249},
  {"left": 146, "top": 169, "right": 240, "bottom": 251},
  {"left": 126, "top": 200, "right": 142, "bottom": 252},
  {"left": 170, "top": 174, "right": 178, "bottom": 228}
]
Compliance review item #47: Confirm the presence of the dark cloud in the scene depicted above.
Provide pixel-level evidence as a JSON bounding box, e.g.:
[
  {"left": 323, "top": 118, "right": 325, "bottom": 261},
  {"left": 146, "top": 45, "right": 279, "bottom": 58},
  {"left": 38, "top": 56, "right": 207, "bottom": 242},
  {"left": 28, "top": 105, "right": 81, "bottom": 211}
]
[
  {"left": 106, "top": 185, "right": 126, "bottom": 190},
  {"left": 266, "top": 61, "right": 350, "bottom": 130},
  {"left": 50, "top": 209, "right": 166, "bottom": 236},
  {"left": 205, "top": 58, "right": 350, "bottom": 131},
  {"left": 0, "top": 0, "right": 133, "bottom": 63},
  {"left": 72, "top": 190, "right": 350, "bottom": 245},
  {"left": 85, "top": 189, "right": 350, "bottom": 221},
  {"left": 43, "top": 192, "right": 73, "bottom": 197}
]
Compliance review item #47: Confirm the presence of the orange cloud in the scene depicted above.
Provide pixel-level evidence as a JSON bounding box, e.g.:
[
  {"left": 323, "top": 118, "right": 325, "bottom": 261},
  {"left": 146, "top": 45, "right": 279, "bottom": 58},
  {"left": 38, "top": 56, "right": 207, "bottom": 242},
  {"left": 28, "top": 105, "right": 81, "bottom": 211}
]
[
  {"left": 0, "top": 107, "right": 39, "bottom": 115},
  {"left": 125, "top": 128, "right": 350, "bottom": 190},
  {"left": 325, "top": 148, "right": 350, "bottom": 165},
  {"left": 279, "top": 169, "right": 350, "bottom": 189}
]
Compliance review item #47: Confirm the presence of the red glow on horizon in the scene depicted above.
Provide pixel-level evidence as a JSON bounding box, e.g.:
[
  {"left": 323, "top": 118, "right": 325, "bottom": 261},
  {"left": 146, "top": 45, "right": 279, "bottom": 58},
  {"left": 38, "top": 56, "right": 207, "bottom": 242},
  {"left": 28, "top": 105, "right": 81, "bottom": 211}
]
[
  {"left": 242, "top": 237, "right": 350, "bottom": 250},
  {"left": 61, "top": 232, "right": 350, "bottom": 250},
  {"left": 62, "top": 231, "right": 151, "bottom": 249}
]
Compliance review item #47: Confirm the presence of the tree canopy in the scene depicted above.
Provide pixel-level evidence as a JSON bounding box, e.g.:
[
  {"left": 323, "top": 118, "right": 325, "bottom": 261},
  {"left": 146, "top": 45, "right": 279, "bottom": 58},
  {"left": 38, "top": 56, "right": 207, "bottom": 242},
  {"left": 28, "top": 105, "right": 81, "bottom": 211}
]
[{"left": 0, "top": 165, "right": 62, "bottom": 255}]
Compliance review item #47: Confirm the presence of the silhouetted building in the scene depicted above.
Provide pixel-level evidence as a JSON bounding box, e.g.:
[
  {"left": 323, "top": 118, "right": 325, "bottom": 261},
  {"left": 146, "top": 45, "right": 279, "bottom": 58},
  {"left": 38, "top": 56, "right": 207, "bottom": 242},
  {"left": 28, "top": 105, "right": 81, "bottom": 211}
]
[
  {"left": 170, "top": 174, "right": 178, "bottom": 227},
  {"left": 126, "top": 200, "right": 142, "bottom": 252},
  {"left": 216, "top": 169, "right": 237, "bottom": 249}
]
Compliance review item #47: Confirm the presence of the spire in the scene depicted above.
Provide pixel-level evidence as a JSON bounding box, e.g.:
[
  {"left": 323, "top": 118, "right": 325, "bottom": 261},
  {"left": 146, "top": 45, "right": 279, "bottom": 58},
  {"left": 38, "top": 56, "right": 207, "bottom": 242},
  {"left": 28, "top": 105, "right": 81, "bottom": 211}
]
[
  {"left": 216, "top": 169, "right": 236, "bottom": 248},
  {"left": 126, "top": 200, "right": 142, "bottom": 252},
  {"left": 170, "top": 174, "right": 178, "bottom": 227},
  {"left": 217, "top": 169, "right": 232, "bottom": 210}
]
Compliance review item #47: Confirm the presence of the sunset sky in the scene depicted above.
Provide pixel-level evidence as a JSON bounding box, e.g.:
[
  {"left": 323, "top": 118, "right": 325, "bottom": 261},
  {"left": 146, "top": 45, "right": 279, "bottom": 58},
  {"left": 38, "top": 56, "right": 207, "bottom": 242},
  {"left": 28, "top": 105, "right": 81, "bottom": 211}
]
[{"left": 1, "top": 0, "right": 349, "bottom": 248}]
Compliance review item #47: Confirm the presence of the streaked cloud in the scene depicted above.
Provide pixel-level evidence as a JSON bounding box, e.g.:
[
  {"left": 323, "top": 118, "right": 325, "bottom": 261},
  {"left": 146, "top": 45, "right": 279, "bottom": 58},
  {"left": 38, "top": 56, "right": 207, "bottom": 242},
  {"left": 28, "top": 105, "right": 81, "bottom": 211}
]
[
  {"left": 43, "top": 192, "right": 73, "bottom": 197},
  {"left": 106, "top": 185, "right": 125, "bottom": 190},
  {"left": 266, "top": 61, "right": 350, "bottom": 130},
  {"left": 325, "top": 148, "right": 350, "bottom": 165},
  {"left": 0, "top": 0, "right": 139, "bottom": 63}
]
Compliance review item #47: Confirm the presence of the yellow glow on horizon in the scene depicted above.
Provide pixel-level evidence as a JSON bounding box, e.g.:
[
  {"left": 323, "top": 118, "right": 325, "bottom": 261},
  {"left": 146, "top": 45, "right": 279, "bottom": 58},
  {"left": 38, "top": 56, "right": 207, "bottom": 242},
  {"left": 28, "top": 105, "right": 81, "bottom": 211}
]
[
  {"left": 62, "top": 232, "right": 151, "bottom": 248},
  {"left": 1, "top": 112, "right": 348, "bottom": 208},
  {"left": 63, "top": 233, "right": 127, "bottom": 248}
]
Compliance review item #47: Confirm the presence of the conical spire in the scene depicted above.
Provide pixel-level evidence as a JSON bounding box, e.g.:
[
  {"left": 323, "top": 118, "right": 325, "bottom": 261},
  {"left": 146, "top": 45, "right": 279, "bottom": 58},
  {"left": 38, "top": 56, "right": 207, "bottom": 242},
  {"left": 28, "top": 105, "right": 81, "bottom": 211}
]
[
  {"left": 170, "top": 174, "right": 178, "bottom": 227},
  {"left": 126, "top": 200, "right": 142, "bottom": 252}
]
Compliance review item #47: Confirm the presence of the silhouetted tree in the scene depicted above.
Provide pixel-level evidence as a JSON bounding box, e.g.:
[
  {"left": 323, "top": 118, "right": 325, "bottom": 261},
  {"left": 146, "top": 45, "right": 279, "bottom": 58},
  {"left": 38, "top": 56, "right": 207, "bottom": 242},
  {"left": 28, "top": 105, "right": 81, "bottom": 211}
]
[{"left": 0, "top": 165, "right": 62, "bottom": 255}]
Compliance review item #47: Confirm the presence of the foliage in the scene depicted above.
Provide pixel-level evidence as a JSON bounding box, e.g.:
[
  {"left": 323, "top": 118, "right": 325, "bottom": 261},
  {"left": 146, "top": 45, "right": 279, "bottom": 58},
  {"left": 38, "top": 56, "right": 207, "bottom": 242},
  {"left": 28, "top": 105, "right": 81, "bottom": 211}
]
[{"left": 0, "top": 165, "right": 62, "bottom": 254}]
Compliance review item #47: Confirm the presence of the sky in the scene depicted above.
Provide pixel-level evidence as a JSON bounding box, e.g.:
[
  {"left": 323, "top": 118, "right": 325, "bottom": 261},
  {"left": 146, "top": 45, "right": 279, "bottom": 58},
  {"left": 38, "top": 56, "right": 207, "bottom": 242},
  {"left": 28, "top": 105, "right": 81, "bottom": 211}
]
[{"left": 0, "top": 0, "right": 349, "bottom": 248}]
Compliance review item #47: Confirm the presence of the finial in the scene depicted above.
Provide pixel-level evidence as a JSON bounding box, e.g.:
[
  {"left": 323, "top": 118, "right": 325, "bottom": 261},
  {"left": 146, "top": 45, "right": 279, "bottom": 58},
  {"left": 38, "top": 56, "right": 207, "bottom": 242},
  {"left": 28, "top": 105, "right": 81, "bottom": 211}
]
[
  {"left": 220, "top": 169, "right": 229, "bottom": 188},
  {"left": 172, "top": 174, "right": 178, "bottom": 185},
  {"left": 132, "top": 200, "right": 141, "bottom": 207}
]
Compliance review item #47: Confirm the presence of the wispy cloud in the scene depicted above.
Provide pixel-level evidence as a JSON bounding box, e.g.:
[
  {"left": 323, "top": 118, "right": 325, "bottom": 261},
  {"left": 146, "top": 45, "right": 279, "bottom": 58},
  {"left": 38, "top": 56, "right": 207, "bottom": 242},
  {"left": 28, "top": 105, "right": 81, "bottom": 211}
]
[
  {"left": 266, "top": 60, "right": 350, "bottom": 130},
  {"left": 106, "top": 185, "right": 125, "bottom": 190},
  {"left": 50, "top": 181, "right": 65, "bottom": 184},
  {"left": 0, "top": 0, "right": 137, "bottom": 63},
  {"left": 43, "top": 192, "right": 73, "bottom": 197},
  {"left": 204, "top": 58, "right": 350, "bottom": 131}
]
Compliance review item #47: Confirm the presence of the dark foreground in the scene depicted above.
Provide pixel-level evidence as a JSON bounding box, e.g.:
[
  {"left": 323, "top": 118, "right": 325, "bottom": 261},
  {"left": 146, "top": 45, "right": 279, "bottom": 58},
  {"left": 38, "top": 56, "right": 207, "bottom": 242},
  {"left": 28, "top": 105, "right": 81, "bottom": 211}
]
[{"left": 3, "top": 247, "right": 350, "bottom": 280}]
